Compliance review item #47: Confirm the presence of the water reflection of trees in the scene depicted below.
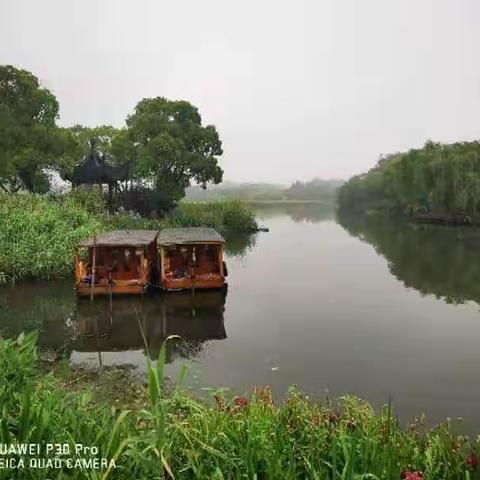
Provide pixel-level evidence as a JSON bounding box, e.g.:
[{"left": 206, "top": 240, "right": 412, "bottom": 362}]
[
  {"left": 252, "top": 202, "right": 335, "bottom": 224},
  {"left": 0, "top": 282, "right": 227, "bottom": 364},
  {"left": 224, "top": 203, "right": 336, "bottom": 258},
  {"left": 0, "top": 281, "right": 76, "bottom": 351},
  {"left": 338, "top": 211, "right": 480, "bottom": 304},
  {"left": 223, "top": 232, "right": 256, "bottom": 258}
]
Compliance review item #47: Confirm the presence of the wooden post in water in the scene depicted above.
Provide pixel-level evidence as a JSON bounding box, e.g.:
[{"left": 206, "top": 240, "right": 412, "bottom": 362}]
[
  {"left": 191, "top": 246, "right": 196, "bottom": 296},
  {"left": 156, "top": 246, "right": 161, "bottom": 290},
  {"left": 219, "top": 246, "right": 224, "bottom": 278},
  {"left": 159, "top": 247, "right": 165, "bottom": 291},
  {"left": 90, "top": 235, "right": 96, "bottom": 302},
  {"left": 108, "top": 271, "right": 113, "bottom": 312},
  {"left": 93, "top": 316, "right": 102, "bottom": 367}
]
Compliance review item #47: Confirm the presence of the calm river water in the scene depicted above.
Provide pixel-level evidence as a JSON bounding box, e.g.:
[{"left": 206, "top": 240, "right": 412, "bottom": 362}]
[{"left": 2, "top": 203, "right": 480, "bottom": 428}]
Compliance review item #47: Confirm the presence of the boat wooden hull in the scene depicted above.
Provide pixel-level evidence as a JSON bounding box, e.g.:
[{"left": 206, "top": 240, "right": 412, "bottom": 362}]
[
  {"left": 76, "top": 282, "right": 148, "bottom": 297},
  {"left": 161, "top": 277, "right": 225, "bottom": 292}
]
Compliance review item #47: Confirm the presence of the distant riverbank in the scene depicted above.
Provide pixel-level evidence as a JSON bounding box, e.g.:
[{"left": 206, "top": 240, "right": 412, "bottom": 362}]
[{"left": 246, "top": 199, "right": 336, "bottom": 205}]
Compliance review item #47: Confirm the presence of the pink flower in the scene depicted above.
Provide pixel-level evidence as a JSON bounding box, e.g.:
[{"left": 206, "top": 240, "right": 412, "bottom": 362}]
[{"left": 233, "top": 395, "right": 249, "bottom": 408}]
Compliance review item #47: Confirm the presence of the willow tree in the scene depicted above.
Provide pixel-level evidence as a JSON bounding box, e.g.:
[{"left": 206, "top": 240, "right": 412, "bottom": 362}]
[{"left": 338, "top": 140, "right": 480, "bottom": 218}]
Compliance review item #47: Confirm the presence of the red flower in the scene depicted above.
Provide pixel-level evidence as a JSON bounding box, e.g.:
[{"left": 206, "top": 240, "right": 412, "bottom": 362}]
[
  {"left": 233, "top": 395, "right": 249, "bottom": 408},
  {"left": 467, "top": 453, "right": 479, "bottom": 469},
  {"left": 400, "top": 470, "right": 424, "bottom": 480}
]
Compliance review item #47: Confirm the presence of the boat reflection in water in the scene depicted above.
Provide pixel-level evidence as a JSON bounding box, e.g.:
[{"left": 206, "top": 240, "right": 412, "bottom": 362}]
[
  {"left": 0, "top": 281, "right": 227, "bottom": 372},
  {"left": 71, "top": 290, "right": 227, "bottom": 370}
]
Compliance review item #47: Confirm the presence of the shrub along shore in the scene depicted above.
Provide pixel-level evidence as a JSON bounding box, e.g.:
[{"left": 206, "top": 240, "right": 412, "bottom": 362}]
[
  {"left": 0, "top": 333, "right": 478, "bottom": 479},
  {"left": 0, "top": 191, "right": 257, "bottom": 283}
]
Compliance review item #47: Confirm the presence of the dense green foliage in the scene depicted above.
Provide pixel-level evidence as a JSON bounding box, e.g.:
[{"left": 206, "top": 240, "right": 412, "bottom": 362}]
[
  {"left": 0, "top": 193, "right": 102, "bottom": 280},
  {"left": 163, "top": 200, "right": 257, "bottom": 232},
  {"left": 0, "top": 193, "right": 256, "bottom": 282},
  {"left": 186, "top": 179, "right": 344, "bottom": 203},
  {"left": 0, "top": 333, "right": 478, "bottom": 479},
  {"left": 0, "top": 65, "right": 69, "bottom": 193},
  {"left": 0, "top": 332, "right": 135, "bottom": 480},
  {"left": 338, "top": 140, "right": 480, "bottom": 217}
]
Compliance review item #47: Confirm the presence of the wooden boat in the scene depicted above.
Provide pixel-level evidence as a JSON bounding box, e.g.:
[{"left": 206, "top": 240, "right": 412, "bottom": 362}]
[
  {"left": 412, "top": 212, "right": 472, "bottom": 226},
  {"left": 157, "top": 227, "right": 227, "bottom": 292},
  {"left": 75, "top": 230, "right": 160, "bottom": 297}
]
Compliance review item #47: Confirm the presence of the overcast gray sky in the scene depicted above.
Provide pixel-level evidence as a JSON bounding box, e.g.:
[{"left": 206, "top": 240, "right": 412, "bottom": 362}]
[{"left": 1, "top": 0, "right": 479, "bottom": 184}]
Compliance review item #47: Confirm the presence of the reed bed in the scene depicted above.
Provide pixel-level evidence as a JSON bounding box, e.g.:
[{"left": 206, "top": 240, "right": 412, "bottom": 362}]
[
  {"left": 163, "top": 199, "right": 257, "bottom": 233},
  {"left": 0, "top": 193, "right": 102, "bottom": 281},
  {"left": 0, "top": 333, "right": 478, "bottom": 479}
]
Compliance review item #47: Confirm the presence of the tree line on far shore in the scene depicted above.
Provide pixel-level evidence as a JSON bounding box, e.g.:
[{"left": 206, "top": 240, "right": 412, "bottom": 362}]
[
  {"left": 338, "top": 140, "right": 480, "bottom": 218},
  {"left": 0, "top": 64, "right": 223, "bottom": 211}
]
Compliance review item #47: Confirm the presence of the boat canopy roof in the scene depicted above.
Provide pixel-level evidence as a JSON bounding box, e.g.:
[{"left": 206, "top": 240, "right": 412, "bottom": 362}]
[
  {"left": 79, "top": 230, "right": 159, "bottom": 247},
  {"left": 158, "top": 227, "right": 225, "bottom": 246}
]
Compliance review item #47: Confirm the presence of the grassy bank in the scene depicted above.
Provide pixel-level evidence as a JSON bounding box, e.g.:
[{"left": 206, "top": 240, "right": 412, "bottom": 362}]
[
  {"left": 1, "top": 333, "right": 479, "bottom": 479},
  {"left": 0, "top": 192, "right": 257, "bottom": 282}
]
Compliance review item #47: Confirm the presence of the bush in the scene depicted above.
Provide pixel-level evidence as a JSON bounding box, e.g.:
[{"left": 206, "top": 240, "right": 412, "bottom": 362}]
[
  {"left": 164, "top": 200, "right": 257, "bottom": 234},
  {"left": 0, "top": 193, "right": 102, "bottom": 280}
]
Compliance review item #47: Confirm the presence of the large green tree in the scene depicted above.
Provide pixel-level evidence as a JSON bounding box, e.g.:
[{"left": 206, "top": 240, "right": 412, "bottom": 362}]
[
  {"left": 124, "top": 97, "right": 223, "bottom": 201},
  {"left": 0, "top": 65, "right": 66, "bottom": 192}
]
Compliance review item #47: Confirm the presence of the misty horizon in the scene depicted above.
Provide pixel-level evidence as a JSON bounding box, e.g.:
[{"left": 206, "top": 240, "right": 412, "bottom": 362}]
[{"left": 2, "top": 0, "right": 479, "bottom": 184}]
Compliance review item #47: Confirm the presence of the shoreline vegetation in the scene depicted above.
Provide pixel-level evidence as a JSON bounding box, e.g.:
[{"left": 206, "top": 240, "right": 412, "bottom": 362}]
[
  {"left": 246, "top": 199, "right": 335, "bottom": 205},
  {"left": 1, "top": 333, "right": 478, "bottom": 479},
  {"left": 0, "top": 191, "right": 257, "bottom": 283},
  {"left": 338, "top": 140, "right": 480, "bottom": 225}
]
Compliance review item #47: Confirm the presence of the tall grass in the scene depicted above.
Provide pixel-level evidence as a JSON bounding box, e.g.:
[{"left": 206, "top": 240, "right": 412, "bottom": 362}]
[
  {"left": 163, "top": 199, "right": 257, "bottom": 233},
  {"left": 0, "top": 193, "right": 256, "bottom": 282},
  {"left": 0, "top": 193, "right": 103, "bottom": 280},
  {"left": 0, "top": 334, "right": 478, "bottom": 479},
  {"left": 0, "top": 333, "right": 133, "bottom": 480}
]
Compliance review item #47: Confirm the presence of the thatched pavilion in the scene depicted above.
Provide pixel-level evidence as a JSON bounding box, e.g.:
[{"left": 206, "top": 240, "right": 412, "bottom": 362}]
[{"left": 72, "top": 138, "right": 130, "bottom": 187}]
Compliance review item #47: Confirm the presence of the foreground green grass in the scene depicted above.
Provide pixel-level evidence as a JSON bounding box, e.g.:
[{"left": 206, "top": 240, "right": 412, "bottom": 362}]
[
  {"left": 0, "top": 192, "right": 256, "bottom": 282},
  {"left": 0, "top": 333, "right": 479, "bottom": 479}
]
